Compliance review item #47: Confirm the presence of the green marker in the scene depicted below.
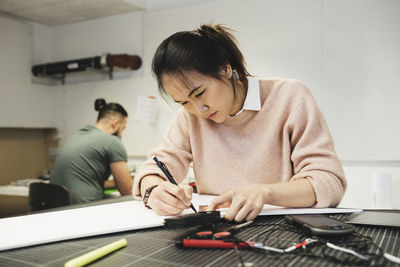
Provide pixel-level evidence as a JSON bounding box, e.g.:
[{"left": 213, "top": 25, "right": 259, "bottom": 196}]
[
  {"left": 104, "top": 188, "right": 118, "bottom": 194},
  {"left": 65, "top": 238, "right": 127, "bottom": 267}
]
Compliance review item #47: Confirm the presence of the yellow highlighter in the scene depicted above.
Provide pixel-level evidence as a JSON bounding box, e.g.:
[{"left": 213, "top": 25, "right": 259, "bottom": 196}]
[{"left": 65, "top": 238, "right": 127, "bottom": 267}]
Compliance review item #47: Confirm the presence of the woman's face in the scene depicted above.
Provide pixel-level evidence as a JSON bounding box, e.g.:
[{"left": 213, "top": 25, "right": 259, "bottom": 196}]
[{"left": 162, "top": 68, "right": 240, "bottom": 123}]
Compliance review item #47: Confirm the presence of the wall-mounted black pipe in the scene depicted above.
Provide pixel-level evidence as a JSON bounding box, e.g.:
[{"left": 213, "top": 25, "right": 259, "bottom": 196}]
[{"left": 31, "top": 54, "right": 142, "bottom": 77}]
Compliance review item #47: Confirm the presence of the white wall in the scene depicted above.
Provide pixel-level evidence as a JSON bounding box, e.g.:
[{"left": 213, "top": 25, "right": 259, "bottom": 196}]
[
  {"left": 51, "top": 13, "right": 143, "bottom": 61},
  {"left": 0, "top": 16, "right": 63, "bottom": 128},
  {"left": 323, "top": 0, "right": 400, "bottom": 161}
]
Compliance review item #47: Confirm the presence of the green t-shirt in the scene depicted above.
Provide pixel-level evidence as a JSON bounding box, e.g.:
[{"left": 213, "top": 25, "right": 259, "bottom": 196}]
[{"left": 50, "top": 125, "right": 127, "bottom": 203}]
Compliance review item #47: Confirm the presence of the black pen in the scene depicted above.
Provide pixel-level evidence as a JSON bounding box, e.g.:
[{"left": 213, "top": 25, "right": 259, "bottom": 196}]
[{"left": 153, "top": 156, "right": 197, "bottom": 213}]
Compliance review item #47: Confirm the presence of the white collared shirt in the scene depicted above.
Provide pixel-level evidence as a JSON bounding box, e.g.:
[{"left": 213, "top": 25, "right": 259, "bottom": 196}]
[{"left": 230, "top": 77, "right": 261, "bottom": 117}]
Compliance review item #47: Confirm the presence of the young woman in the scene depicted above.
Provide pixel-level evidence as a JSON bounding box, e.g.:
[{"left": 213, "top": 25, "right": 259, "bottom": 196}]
[{"left": 133, "top": 24, "right": 346, "bottom": 222}]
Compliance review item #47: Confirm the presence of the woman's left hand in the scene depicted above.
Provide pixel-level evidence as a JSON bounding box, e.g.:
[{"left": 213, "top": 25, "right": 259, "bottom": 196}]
[{"left": 207, "top": 184, "right": 270, "bottom": 222}]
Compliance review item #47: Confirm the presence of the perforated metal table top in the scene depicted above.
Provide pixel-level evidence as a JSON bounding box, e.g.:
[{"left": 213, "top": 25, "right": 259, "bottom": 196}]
[{"left": 0, "top": 214, "right": 399, "bottom": 267}]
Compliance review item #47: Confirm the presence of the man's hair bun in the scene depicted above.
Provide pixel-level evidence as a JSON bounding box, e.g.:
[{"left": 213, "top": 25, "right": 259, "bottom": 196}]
[{"left": 94, "top": 98, "right": 107, "bottom": 111}]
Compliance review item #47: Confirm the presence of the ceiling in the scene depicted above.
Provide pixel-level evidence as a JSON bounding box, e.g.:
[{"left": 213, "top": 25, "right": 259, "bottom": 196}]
[{"left": 0, "top": 0, "right": 208, "bottom": 26}]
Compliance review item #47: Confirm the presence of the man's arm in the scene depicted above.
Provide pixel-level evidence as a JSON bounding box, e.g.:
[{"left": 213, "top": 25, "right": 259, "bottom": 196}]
[
  {"left": 104, "top": 180, "right": 116, "bottom": 189},
  {"left": 110, "top": 161, "right": 133, "bottom": 195}
]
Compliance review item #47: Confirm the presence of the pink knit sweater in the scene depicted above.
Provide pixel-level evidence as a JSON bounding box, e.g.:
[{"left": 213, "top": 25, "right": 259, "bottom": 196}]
[{"left": 134, "top": 78, "right": 346, "bottom": 208}]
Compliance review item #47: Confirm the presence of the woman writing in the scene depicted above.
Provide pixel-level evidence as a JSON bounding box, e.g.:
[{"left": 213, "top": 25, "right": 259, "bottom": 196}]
[{"left": 133, "top": 24, "right": 346, "bottom": 222}]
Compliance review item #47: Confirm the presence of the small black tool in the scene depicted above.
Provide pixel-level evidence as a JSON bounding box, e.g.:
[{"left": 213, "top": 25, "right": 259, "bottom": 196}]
[{"left": 164, "top": 211, "right": 221, "bottom": 227}]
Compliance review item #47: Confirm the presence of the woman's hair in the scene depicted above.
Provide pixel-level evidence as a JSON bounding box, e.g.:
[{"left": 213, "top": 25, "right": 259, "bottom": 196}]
[
  {"left": 94, "top": 98, "right": 128, "bottom": 121},
  {"left": 152, "top": 24, "right": 250, "bottom": 99}
]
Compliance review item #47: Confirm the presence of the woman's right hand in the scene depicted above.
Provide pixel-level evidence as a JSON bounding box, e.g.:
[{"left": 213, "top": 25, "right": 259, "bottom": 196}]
[{"left": 145, "top": 180, "right": 193, "bottom": 216}]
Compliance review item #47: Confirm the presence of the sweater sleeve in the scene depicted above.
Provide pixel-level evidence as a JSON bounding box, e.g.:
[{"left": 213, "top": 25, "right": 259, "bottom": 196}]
[
  {"left": 133, "top": 110, "right": 193, "bottom": 198},
  {"left": 287, "top": 82, "right": 346, "bottom": 208}
]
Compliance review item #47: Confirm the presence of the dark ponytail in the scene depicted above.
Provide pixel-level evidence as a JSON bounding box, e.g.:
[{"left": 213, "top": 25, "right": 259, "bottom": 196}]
[
  {"left": 197, "top": 25, "right": 248, "bottom": 84},
  {"left": 152, "top": 24, "right": 250, "bottom": 99},
  {"left": 94, "top": 98, "right": 128, "bottom": 121}
]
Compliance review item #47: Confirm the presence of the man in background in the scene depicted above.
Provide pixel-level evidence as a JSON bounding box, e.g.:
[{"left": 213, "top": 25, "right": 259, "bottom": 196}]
[{"left": 51, "top": 98, "right": 133, "bottom": 203}]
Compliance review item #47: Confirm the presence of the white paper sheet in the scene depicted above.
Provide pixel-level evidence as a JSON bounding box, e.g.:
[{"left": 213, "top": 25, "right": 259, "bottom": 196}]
[
  {"left": 135, "top": 96, "right": 158, "bottom": 124},
  {"left": 192, "top": 194, "right": 362, "bottom": 216},
  {"left": 0, "top": 200, "right": 165, "bottom": 251},
  {"left": 0, "top": 194, "right": 362, "bottom": 251}
]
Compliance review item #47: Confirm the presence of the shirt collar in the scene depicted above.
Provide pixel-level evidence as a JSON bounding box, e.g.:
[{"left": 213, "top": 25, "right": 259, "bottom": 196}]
[{"left": 232, "top": 77, "right": 261, "bottom": 116}]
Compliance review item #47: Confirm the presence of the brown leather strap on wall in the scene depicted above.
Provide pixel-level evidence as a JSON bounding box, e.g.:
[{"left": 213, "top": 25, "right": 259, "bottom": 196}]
[{"left": 106, "top": 54, "right": 142, "bottom": 70}]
